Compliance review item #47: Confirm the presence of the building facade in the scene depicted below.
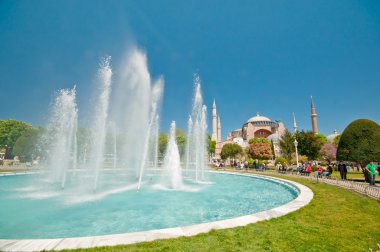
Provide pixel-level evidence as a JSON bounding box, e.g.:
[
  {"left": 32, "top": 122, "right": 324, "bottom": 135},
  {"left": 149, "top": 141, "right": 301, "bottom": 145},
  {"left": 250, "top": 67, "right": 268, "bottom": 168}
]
[{"left": 211, "top": 103, "right": 286, "bottom": 159}]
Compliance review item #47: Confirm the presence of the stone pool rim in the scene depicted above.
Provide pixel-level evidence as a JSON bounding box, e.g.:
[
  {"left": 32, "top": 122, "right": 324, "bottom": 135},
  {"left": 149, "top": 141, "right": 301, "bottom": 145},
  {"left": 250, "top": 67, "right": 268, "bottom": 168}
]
[{"left": 0, "top": 171, "right": 313, "bottom": 252}]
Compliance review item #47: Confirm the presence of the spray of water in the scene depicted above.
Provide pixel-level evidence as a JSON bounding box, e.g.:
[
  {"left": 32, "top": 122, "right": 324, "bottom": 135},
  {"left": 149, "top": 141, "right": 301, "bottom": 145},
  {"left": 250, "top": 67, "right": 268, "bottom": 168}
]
[
  {"left": 162, "top": 121, "right": 183, "bottom": 189},
  {"left": 185, "top": 116, "right": 193, "bottom": 176},
  {"left": 90, "top": 56, "right": 113, "bottom": 191},
  {"left": 117, "top": 50, "right": 151, "bottom": 175},
  {"left": 45, "top": 87, "right": 78, "bottom": 189},
  {"left": 113, "top": 123, "right": 117, "bottom": 171},
  {"left": 185, "top": 74, "right": 208, "bottom": 182},
  {"left": 137, "top": 78, "right": 164, "bottom": 190},
  {"left": 39, "top": 48, "right": 210, "bottom": 194}
]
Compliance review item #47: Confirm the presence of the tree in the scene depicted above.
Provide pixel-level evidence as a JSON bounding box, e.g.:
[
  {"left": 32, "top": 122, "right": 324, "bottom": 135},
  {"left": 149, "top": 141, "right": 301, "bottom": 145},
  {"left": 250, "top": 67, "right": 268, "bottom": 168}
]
[
  {"left": 247, "top": 142, "right": 272, "bottom": 160},
  {"left": 78, "top": 127, "right": 95, "bottom": 162},
  {"left": 208, "top": 135, "right": 216, "bottom": 155},
  {"left": 12, "top": 128, "right": 42, "bottom": 161},
  {"left": 0, "top": 119, "right": 31, "bottom": 158},
  {"left": 296, "top": 130, "right": 325, "bottom": 160},
  {"left": 158, "top": 133, "right": 168, "bottom": 157},
  {"left": 270, "top": 139, "right": 276, "bottom": 159},
  {"left": 220, "top": 143, "right": 242, "bottom": 160},
  {"left": 315, "top": 133, "right": 327, "bottom": 145},
  {"left": 279, "top": 129, "right": 294, "bottom": 161},
  {"left": 158, "top": 128, "right": 187, "bottom": 157},
  {"left": 333, "top": 135, "right": 341, "bottom": 147},
  {"left": 175, "top": 128, "right": 187, "bottom": 157},
  {"left": 319, "top": 143, "right": 337, "bottom": 163},
  {"left": 290, "top": 153, "right": 308, "bottom": 165},
  {"left": 336, "top": 119, "right": 380, "bottom": 164}
]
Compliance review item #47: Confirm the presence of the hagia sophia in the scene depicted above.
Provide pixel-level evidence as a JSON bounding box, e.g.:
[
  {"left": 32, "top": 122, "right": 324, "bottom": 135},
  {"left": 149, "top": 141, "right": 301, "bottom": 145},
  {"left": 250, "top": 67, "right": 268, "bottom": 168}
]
[{"left": 211, "top": 96, "right": 338, "bottom": 159}]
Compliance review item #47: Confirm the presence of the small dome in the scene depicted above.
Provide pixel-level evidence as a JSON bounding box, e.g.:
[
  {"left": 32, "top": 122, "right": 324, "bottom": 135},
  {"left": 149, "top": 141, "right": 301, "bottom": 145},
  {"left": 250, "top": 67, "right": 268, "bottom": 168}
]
[
  {"left": 327, "top": 129, "right": 339, "bottom": 142},
  {"left": 267, "top": 133, "right": 280, "bottom": 142},
  {"left": 247, "top": 112, "right": 271, "bottom": 123},
  {"left": 233, "top": 137, "right": 248, "bottom": 147}
]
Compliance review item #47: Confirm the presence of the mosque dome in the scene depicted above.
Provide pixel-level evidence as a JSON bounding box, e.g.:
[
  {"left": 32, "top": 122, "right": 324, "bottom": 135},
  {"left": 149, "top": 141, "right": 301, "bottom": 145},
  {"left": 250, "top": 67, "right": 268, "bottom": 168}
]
[
  {"left": 327, "top": 129, "right": 339, "bottom": 142},
  {"left": 247, "top": 113, "right": 271, "bottom": 123}
]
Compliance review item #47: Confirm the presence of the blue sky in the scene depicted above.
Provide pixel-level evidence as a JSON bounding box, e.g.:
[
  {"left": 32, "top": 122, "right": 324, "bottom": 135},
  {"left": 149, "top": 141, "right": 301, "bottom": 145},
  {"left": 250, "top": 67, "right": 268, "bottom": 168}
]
[{"left": 0, "top": 0, "right": 379, "bottom": 138}]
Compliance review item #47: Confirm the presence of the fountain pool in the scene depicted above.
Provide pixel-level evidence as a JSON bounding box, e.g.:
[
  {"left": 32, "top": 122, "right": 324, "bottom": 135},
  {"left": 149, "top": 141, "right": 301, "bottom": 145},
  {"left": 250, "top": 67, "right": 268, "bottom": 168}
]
[{"left": 0, "top": 172, "right": 300, "bottom": 239}]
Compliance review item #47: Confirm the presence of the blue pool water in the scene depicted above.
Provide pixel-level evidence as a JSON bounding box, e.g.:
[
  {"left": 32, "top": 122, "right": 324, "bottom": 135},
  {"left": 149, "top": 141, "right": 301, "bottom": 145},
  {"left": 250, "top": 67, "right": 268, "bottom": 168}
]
[{"left": 0, "top": 173, "right": 298, "bottom": 239}]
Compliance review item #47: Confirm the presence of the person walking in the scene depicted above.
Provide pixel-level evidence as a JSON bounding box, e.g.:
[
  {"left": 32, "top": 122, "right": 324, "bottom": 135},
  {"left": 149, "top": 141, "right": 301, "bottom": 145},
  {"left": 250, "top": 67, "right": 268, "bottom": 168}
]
[
  {"left": 338, "top": 161, "right": 347, "bottom": 180},
  {"left": 365, "top": 161, "right": 377, "bottom": 186}
]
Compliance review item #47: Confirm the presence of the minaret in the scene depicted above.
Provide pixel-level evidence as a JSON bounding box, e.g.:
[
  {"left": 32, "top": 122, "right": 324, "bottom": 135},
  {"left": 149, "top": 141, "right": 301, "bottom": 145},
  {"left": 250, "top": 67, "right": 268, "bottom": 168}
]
[
  {"left": 211, "top": 99, "right": 217, "bottom": 141},
  {"left": 217, "top": 116, "right": 221, "bottom": 143},
  {"left": 293, "top": 112, "right": 298, "bottom": 133},
  {"left": 311, "top": 96, "right": 318, "bottom": 133}
]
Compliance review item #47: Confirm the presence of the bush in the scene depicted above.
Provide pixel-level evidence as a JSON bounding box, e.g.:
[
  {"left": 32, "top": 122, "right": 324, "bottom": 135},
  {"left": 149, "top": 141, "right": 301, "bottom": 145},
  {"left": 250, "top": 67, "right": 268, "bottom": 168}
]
[
  {"left": 247, "top": 142, "right": 272, "bottom": 160},
  {"left": 336, "top": 119, "right": 380, "bottom": 163},
  {"left": 320, "top": 161, "right": 328, "bottom": 167},
  {"left": 275, "top": 157, "right": 288, "bottom": 166},
  {"left": 248, "top": 137, "right": 270, "bottom": 145},
  {"left": 247, "top": 158, "right": 254, "bottom": 166},
  {"left": 290, "top": 153, "right": 308, "bottom": 165}
]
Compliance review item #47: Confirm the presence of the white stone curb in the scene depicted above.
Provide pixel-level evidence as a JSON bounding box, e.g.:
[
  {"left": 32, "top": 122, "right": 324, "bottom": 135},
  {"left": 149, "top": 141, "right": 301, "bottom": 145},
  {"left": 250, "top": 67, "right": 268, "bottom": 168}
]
[{"left": 0, "top": 171, "right": 313, "bottom": 252}]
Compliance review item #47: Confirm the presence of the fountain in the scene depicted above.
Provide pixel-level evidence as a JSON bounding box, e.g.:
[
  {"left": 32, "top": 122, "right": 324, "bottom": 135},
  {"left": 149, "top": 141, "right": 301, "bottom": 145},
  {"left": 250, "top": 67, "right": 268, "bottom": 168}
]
[
  {"left": 112, "top": 123, "right": 117, "bottom": 171},
  {"left": 41, "top": 49, "right": 167, "bottom": 191},
  {"left": 0, "top": 48, "right": 304, "bottom": 251},
  {"left": 137, "top": 78, "right": 163, "bottom": 190},
  {"left": 161, "top": 121, "right": 183, "bottom": 189},
  {"left": 44, "top": 87, "right": 78, "bottom": 189},
  {"left": 90, "top": 56, "right": 112, "bottom": 191},
  {"left": 184, "top": 74, "right": 208, "bottom": 182},
  {"left": 39, "top": 55, "right": 210, "bottom": 192},
  {"left": 185, "top": 116, "right": 193, "bottom": 176},
  {"left": 116, "top": 50, "right": 152, "bottom": 178}
]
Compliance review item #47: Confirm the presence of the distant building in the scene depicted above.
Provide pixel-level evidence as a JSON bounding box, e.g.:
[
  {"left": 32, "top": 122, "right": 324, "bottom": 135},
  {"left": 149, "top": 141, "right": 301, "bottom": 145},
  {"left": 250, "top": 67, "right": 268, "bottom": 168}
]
[
  {"left": 212, "top": 96, "right": 324, "bottom": 160},
  {"left": 240, "top": 113, "right": 286, "bottom": 140},
  {"left": 211, "top": 101, "right": 285, "bottom": 159}
]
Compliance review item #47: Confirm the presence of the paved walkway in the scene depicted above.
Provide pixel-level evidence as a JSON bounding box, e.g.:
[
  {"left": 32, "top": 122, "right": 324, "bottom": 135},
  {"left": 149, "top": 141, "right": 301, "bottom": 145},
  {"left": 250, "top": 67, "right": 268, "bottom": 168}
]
[{"left": 226, "top": 169, "right": 380, "bottom": 201}]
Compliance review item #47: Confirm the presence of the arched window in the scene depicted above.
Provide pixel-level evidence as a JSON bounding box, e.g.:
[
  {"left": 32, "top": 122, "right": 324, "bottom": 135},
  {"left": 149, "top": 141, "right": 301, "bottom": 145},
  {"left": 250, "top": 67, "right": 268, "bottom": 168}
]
[{"left": 254, "top": 129, "right": 272, "bottom": 138}]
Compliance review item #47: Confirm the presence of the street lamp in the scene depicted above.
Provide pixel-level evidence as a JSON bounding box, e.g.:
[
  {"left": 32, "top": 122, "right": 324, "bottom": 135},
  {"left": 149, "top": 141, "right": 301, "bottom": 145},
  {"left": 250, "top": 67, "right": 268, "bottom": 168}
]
[{"left": 294, "top": 139, "right": 299, "bottom": 168}]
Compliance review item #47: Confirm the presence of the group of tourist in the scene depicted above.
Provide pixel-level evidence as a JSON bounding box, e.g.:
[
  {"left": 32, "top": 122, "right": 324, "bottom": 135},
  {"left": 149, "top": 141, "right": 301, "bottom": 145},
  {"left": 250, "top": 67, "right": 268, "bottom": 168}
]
[
  {"left": 214, "top": 158, "right": 379, "bottom": 186},
  {"left": 293, "top": 162, "right": 342, "bottom": 178},
  {"left": 306, "top": 161, "right": 379, "bottom": 186},
  {"left": 293, "top": 163, "right": 310, "bottom": 175},
  {"left": 214, "top": 160, "right": 267, "bottom": 171}
]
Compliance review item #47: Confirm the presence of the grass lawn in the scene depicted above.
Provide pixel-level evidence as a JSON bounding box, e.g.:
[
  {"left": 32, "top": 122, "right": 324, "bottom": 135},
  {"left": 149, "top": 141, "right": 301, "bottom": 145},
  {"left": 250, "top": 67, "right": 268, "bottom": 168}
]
[{"left": 56, "top": 172, "right": 380, "bottom": 252}]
